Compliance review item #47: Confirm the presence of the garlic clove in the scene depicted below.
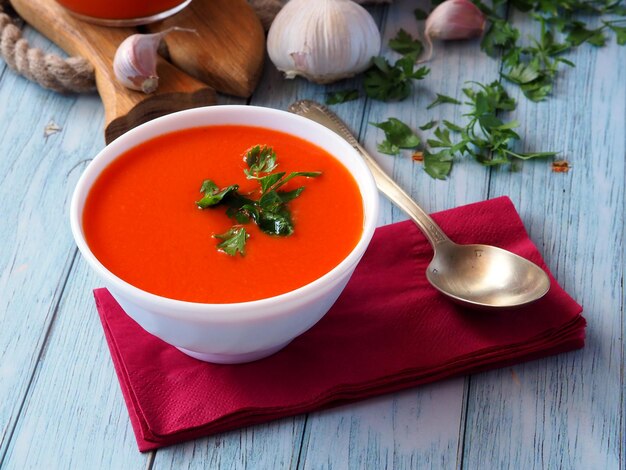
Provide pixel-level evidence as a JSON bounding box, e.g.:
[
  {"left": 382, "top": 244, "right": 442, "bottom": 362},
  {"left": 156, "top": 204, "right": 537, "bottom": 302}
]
[
  {"left": 113, "top": 27, "right": 196, "bottom": 94},
  {"left": 423, "top": 0, "right": 486, "bottom": 62},
  {"left": 267, "top": 0, "right": 381, "bottom": 84}
]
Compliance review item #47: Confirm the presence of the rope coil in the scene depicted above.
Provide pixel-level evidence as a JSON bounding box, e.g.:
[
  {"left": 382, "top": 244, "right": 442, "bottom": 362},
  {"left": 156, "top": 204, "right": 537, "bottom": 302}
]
[{"left": 0, "top": 1, "right": 95, "bottom": 92}]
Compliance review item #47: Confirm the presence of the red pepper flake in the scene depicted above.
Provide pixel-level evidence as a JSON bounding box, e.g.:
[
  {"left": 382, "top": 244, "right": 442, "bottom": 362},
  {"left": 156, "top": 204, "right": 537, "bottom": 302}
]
[
  {"left": 551, "top": 160, "right": 570, "bottom": 173},
  {"left": 412, "top": 150, "right": 424, "bottom": 162}
]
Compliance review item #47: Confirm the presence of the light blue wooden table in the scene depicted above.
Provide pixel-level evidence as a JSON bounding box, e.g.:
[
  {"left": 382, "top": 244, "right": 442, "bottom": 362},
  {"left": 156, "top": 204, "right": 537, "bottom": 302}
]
[{"left": 0, "top": 1, "right": 624, "bottom": 468}]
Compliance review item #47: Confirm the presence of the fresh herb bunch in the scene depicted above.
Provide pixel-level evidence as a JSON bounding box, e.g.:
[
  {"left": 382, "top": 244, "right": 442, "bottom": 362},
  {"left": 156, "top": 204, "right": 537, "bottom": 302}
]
[
  {"left": 195, "top": 145, "right": 321, "bottom": 256},
  {"left": 370, "top": 82, "right": 557, "bottom": 179},
  {"left": 423, "top": 81, "right": 557, "bottom": 178},
  {"left": 477, "top": 0, "right": 626, "bottom": 101}
]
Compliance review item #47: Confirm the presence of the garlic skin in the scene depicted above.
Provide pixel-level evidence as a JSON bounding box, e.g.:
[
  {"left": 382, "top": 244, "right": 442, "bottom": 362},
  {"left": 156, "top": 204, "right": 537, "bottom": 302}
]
[
  {"left": 267, "top": 0, "right": 381, "bottom": 84},
  {"left": 423, "top": 0, "right": 486, "bottom": 61},
  {"left": 113, "top": 27, "right": 195, "bottom": 94}
]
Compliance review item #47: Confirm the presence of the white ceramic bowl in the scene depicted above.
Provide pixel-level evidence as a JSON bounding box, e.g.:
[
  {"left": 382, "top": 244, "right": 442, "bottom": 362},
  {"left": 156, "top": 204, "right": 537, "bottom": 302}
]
[{"left": 70, "top": 105, "right": 379, "bottom": 364}]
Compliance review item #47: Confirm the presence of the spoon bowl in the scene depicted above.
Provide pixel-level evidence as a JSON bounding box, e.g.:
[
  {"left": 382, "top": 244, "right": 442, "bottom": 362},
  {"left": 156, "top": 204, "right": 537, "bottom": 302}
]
[
  {"left": 426, "top": 242, "right": 551, "bottom": 308},
  {"left": 289, "top": 100, "right": 551, "bottom": 309}
]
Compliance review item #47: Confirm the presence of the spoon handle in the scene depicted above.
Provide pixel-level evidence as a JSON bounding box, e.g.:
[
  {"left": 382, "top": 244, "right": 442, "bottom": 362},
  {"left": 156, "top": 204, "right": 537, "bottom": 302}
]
[{"left": 289, "top": 100, "right": 450, "bottom": 248}]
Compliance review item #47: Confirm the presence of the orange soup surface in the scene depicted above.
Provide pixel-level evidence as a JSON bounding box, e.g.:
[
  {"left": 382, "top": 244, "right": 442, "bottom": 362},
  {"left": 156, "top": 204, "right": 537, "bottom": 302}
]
[
  {"left": 83, "top": 125, "right": 364, "bottom": 303},
  {"left": 57, "top": 0, "right": 185, "bottom": 20}
]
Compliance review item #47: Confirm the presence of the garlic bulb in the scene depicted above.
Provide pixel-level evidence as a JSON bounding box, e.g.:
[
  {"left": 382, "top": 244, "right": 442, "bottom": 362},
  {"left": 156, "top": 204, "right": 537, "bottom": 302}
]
[
  {"left": 113, "top": 27, "right": 195, "bottom": 94},
  {"left": 267, "top": 0, "right": 381, "bottom": 84}
]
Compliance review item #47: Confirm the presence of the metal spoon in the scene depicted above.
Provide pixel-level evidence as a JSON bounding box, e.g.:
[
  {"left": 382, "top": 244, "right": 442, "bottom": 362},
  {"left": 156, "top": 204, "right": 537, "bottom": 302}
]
[{"left": 289, "top": 100, "right": 551, "bottom": 309}]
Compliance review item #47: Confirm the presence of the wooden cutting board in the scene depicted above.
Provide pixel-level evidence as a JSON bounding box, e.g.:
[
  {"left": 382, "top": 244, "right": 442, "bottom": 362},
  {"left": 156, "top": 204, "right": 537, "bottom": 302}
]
[
  {"left": 147, "top": 0, "right": 265, "bottom": 98},
  {"left": 10, "top": 0, "right": 265, "bottom": 143}
]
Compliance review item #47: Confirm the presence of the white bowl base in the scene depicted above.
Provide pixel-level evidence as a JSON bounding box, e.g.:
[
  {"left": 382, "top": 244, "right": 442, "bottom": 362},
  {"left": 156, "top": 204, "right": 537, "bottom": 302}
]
[{"left": 177, "top": 340, "right": 293, "bottom": 364}]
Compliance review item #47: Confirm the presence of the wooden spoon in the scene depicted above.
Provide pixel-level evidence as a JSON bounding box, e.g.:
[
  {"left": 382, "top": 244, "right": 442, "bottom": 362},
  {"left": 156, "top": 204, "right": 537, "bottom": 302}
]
[{"left": 10, "top": 0, "right": 216, "bottom": 143}]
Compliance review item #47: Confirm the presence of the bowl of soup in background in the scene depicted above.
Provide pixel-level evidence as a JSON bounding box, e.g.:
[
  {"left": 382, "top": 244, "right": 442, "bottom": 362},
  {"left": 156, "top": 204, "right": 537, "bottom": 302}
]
[
  {"left": 56, "top": 0, "right": 191, "bottom": 26},
  {"left": 70, "top": 106, "right": 379, "bottom": 364}
]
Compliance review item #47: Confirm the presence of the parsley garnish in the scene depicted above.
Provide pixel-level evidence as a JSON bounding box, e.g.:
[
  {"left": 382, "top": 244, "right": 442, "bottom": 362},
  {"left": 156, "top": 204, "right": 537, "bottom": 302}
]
[
  {"left": 196, "top": 145, "right": 321, "bottom": 255},
  {"left": 196, "top": 180, "right": 239, "bottom": 209},
  {"left": 214, "top": 227, "right": 249, "bottom": 257},
  {"left": 244, "top": 145, "right": 277, "bottom": 174}
]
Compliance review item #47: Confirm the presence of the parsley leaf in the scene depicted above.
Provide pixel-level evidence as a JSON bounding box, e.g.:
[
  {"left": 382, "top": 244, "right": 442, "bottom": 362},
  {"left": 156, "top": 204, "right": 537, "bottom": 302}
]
[
  {"left": 389, "top": 29, "right": 423, "bottom": 57},
  {"left": 196, "top": 180, "right": 239, "bottom": 209},
  {"left": 419, "top": 120, "right": 438, "bottom": 131},
  {"left": 377, "top": 140, "right": 399, "bottom": 156},
  {"left": 276, "top": 171, "right": 323, "bottom": 190},
  {"left": 414, "top": 8, "right": 428, "bottom": 20},
  {"left": 427, "top": 93, "right": 462, "bottom": 109},
  {"left": 325, "top": 89, "right": 359, "bottom": 105},
  {"left": 257, "top": 202, "right": 294, "bottom": 236},
  {"left": 479, "top": 1, "right": 626, "bottom": 101},
  {"left": 565, "top": 21, "right": 606, "bottom": 47},
  {"left": 197, "top": 146, "right": 322, "bottom": 254},
  {"left": 252, "top": 172, "right": 286, "bottom": 193},
  {"left": 481, "top": 19, "right": 520, "bottom": 57},
  {"left": 443, "top": 120, "right": 464, "bottom": 132},
  {"left": 244, "top": 145, "right": 277, "bottom": 175},
  {"left": 364, "top": 55, "right": 430, "bottom": 101},
  {"left": 371, "top": 118, "right": 420, "bottom": 155},
  {"left": 607, "top": 23, "right": 626, "bottom": 45},
  {"left": 214, "top": 227, "right": 249, "bottom": 256},
  {"left": 423, "top": 149, "right": 454, "bottom": 180}
]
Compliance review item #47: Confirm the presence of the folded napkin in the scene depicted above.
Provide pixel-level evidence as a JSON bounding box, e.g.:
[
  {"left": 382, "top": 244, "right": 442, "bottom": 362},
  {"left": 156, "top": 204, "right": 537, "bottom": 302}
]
[{"left": 95, "top": 196, "right": 586, "bottom": 452}]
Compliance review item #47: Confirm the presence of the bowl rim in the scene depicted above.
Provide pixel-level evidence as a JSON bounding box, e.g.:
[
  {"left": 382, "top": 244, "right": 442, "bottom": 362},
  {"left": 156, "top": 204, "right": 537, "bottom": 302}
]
[{"left": 70, "top": 105, "right": 379, "bottom": 322}]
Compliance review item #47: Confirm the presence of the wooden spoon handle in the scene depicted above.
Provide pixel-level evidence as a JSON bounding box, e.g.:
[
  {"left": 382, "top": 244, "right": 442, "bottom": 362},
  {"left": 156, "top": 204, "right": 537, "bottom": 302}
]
[{"left": 10, "top": 0, "right": 216, "bottom": 143}]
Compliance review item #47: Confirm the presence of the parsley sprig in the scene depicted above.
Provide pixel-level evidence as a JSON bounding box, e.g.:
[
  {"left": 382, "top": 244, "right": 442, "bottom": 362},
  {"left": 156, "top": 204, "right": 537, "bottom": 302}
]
[
  {"left": 371, "top": 118, "right": 420, "bottom": 155},
  {"left": 370, "top": 81, "right": 558, "bottom": 179},
  {"left": 364, "top": 54, "right": 430, "bottom": 101},
  {"left": 325, "top": 89, "right": 359, "bottom": 105},
  {"left": 214, "top": 227, "right": 249, "bottom": 257},
  {"left": 478, "top": 0, "right": 626, "bottom": 101},
  {"left": 196, "top": 145, "right": 321, "bottom": 256},
  {"left": 423, "top": 81, "right": 557, "bottom": 178}
]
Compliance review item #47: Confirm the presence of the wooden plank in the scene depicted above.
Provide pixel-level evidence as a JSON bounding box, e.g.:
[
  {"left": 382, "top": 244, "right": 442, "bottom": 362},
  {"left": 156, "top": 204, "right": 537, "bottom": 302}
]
[
  {"left": 300, "top": 382, "right": 467, "bottom": 470},
  {"left": 462, "top": 10, "right": 625, "bottom": 469},
  {"left": 0, "top": 29, "right": 107, "bottom": 462},
  {"left": 296, "top": 0, "right": 497, "bottom": 468},
  {"left": 152, "top": 419, "right": 305, "bottom": 470},
  {"left": 1, "top": 258, "right": 147, "bottom": 469},
  {"left": 2, "top": 83, "right": 252, "bottom": 468}
]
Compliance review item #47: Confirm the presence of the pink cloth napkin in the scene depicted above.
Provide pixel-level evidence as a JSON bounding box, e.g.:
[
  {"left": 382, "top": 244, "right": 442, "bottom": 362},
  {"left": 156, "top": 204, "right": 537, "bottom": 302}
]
[{"left": 94, "top": 196, "right": 586, "bottom": 451}]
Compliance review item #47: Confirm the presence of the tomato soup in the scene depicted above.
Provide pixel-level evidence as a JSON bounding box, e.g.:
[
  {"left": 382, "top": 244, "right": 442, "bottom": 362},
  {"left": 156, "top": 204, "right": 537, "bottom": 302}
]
[
  {"left": 82, "top": 125, "right": 364, "bottom": 304},
  {"left": 56, "top": 0, "right": 187, "bottom": 21}
]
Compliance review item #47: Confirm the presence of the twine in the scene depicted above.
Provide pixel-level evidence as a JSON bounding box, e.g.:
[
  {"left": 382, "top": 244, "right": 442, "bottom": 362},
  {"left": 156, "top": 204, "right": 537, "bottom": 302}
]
[
  {"left": 0, "top": 0, "right": 95, "bottom": 92},
  {"left": 0, "top": 0, "right": 390, "bottom": 94}
]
